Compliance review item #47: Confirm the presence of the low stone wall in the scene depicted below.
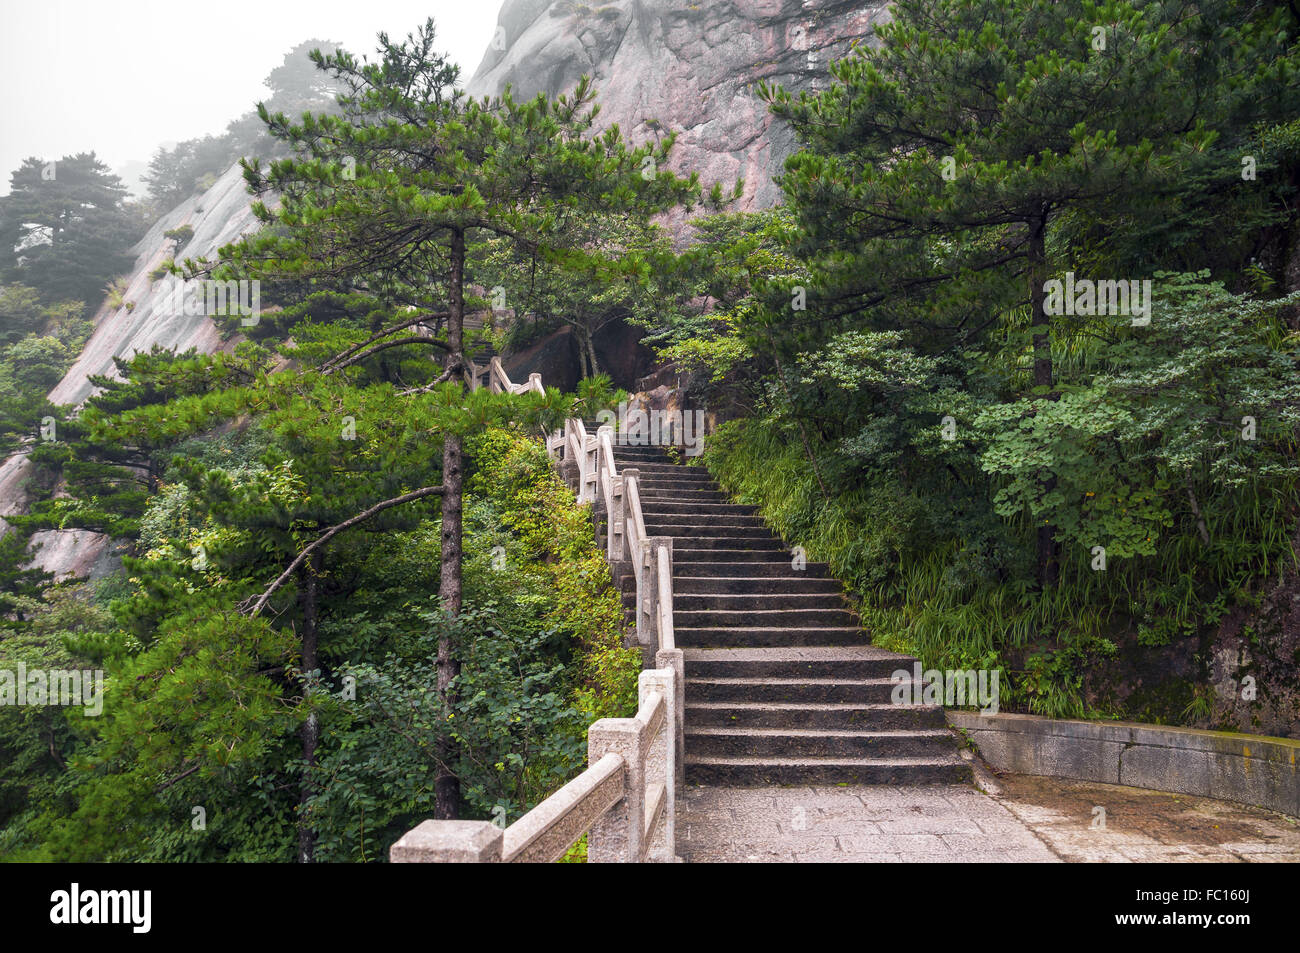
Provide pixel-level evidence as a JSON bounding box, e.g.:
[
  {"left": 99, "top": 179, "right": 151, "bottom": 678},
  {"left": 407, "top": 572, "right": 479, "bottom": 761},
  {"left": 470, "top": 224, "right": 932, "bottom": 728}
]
[{"left": 947, "top": 711, "right": 1300, "bottom": 817}]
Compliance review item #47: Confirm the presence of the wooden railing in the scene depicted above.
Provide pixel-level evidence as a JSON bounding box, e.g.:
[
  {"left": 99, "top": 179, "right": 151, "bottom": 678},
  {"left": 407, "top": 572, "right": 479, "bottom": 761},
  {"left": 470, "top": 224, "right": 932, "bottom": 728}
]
[{"left": 390, "top": 358, "right": 682, "bottom": 863}]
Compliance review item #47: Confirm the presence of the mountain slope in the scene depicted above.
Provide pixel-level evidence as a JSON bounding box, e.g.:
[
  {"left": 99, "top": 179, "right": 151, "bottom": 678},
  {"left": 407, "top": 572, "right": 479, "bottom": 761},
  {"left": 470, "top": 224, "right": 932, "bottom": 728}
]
[
  {"left": 468, "top": 0, "right": 889, "bottom": 211},
  {"left": 0, "top": 162, "right": 263, "bottom": 579}
]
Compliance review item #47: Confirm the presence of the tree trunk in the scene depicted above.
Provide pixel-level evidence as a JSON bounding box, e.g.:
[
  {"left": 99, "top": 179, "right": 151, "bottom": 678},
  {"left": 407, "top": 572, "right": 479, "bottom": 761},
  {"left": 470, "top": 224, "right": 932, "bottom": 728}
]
[
  {"left": 297, "top": 551, "right": 322, "bottom": 863},
  {"left": 583, "top": 325, "right": 600, "bottom": 379},
  {"left": 1028, "top": 216, "right": 1059, "bottom": 587},
  {"left": 576, "top": 335, "right": 590, "bottom": 380},
  {"left": 435, "top": 228, "right": 466, "bottom": 819}
]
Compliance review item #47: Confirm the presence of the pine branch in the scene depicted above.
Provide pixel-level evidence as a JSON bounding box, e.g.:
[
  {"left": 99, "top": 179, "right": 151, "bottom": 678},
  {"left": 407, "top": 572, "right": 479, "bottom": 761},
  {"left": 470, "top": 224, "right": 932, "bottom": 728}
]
[
  {"left": 322, "top": 335, "right": 449, "bottom": 374},
  {"left": 243, "top": 484, "right": 446, "bottom": 617},
  {"left": 318, "top": 311, "right": 450, "bottom": 372}
]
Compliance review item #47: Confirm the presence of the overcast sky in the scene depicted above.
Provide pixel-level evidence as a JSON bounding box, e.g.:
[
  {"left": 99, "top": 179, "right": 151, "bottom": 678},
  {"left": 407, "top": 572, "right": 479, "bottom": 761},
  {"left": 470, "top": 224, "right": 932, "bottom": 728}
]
[{"left": 0, "top": 1, "right": 502, "bottom": 195}]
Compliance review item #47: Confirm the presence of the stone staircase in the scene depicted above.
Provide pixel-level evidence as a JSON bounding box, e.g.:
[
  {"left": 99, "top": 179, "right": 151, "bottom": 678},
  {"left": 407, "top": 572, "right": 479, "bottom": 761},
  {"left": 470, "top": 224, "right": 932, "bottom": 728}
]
[
  {"left": 595, "top": 433, "right": 971, "bottom": 787},
  {"left": 463, "top": 312, "right": 501, "bottom": 388}
]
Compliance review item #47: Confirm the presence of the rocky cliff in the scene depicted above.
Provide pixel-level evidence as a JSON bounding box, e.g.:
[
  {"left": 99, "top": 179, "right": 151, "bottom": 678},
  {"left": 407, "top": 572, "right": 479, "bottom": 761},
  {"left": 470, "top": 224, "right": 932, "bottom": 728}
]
[
  {"left": 0, "top": 162, "right": 261, "bottom": 580},
  {"left": 468, "top": 0, "right": 889, "bottom": 210}
]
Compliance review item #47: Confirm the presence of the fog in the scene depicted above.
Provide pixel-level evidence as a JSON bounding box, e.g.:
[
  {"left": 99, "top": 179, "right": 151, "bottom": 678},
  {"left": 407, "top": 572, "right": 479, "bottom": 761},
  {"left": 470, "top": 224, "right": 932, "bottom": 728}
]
[{"left": 0, "top": 0, "right": 499, "bottom": 195}]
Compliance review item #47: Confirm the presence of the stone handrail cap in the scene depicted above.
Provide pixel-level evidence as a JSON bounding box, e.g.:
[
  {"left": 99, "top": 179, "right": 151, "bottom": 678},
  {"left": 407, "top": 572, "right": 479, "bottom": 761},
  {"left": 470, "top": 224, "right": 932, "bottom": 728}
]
[{"left": 390, "top": 819, "right": 503, "bottom": 863}]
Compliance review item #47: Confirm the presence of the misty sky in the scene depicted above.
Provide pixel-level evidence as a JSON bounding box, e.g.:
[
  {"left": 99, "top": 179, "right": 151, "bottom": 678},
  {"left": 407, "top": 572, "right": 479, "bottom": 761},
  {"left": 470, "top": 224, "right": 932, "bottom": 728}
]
[{"left": 0, "top": 1, "right": 502, "bottom": 195}]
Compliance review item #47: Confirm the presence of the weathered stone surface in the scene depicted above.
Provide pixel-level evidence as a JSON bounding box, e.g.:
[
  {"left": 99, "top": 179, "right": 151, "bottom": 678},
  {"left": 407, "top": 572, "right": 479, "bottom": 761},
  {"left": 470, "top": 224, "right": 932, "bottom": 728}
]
[
  {"left": 679, "top": 783, "right": 1060, "bottom": 863},
  {"left": 390, "top": 820, "right": 504, "bottom": 863},
  {"left": 468, "top": 0, "right": 891, "bottom": 214},
  {"left": 502, "top": 317, "right": 656, "bottom": 392},
  {"left": 679, "top": 776, "right": 1300, "bottom": 863},
  {"left": 502, "top": 752, "right": 625, "bottom": 862},
  {"left": 27, "top": 529, "right": 129, "bottom": 583},
  {"left": 949, "top": 711, "right": 1300, "bottom": 817}
]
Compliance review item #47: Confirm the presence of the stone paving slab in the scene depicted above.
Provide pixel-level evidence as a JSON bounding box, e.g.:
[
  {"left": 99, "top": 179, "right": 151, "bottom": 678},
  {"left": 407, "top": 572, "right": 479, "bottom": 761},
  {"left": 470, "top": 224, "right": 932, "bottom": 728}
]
[
  {"left": 994, "top": 774, "right": 1300, "bottom": 863},
  {"left": 678, "top": 774, "right": 1300, "bottom": 863}
]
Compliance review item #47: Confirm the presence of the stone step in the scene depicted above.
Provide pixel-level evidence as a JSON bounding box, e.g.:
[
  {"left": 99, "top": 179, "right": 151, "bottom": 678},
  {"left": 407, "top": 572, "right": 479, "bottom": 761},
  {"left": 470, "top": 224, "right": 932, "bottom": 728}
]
[
  {"left": 639, "top": 502, "right": 759, "bottom": 516},
  {"left": 670, "top": 538, "right": 788, "bottom": 553},
  {"left": 643, "top": 512, "right": 768, "bottom": 528},
  {"left": 647, "top": 524, "right": 779, "bottom": 541},
  {"left": 684, "top": 754, "right": 973, "bottom": 786},
  {"left": 685, "top": 726, "right": 958, "bottom": 758},
  {"left": 674, "top": 626, "right": 865, "bottom": 648},
  {"left": 674, "top": 563, "right": 831, "bottom": 580},
  {"left": 633, "top": 477, "right": 719, "bottom": 491},
  {"left": 674, "top": 607, "right": 859, "bottom": 628},
  {"left": 685, "top": 701, "right": 948, "bottom": 730},
  {"left": 673, "top": 576, "right": 843, "bottom": 594},
  {"left": 681, "top": 646, "right": 907, "bottom": 678},
  {"left": 634, "top": 481, "right": 719, "bottom": 494},
  {"left": 618, "top": 455, "right": 678, "bottom": 466},
  {"left": 621, "top": 577, "right": 842, "bottom": 598},
  {"left": 639, "top": 490, "right": 729, "bottom": 502},
  {"left": 608, "top": 439, "right": 673, "bottom": 448},
  {"left": 595, "top": 538, "right": 780, "bottom": 553},
  {"left": 686, "top": 676, "right": 903, "bottom": 704},
  {"left": 625, "top": 464, "right": 711, "bottom": 476},
  {"left": 585, "top": 434, "right": 969, "bottom": 786},
  {"left": 633, "top": 469, "right": 715, "bottom": 481},
  {"left": 674, "top": 592, "right": 848, "bottom": 612},
  {"left": 673, "top": 554, "right": 820, "bottom": 571}
]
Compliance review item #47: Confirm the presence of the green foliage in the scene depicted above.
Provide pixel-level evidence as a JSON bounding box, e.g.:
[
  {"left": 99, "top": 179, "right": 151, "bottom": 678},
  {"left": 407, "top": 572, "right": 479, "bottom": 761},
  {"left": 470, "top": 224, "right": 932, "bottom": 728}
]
[
  {"left": 0, "top": 283, "right": 47, "bottom": 345},
  {"left": 0, "top": 285, "right": 92, "bottom": 456},
  {"left": 7, "top": 421, "right": 635, "bottom": 862},
  {"left": 0, "top": 587, "right": 114, "bottom": 858},
  {"left": 977, "top": 275, "right": 1300, "bottom": 560},
  {"left": 162, "top": 225, "right": 194, "bottom": 249},
  {"left": 0, "top": 154, "right": 141, "bottom": 304},
  {"left": 683, "top": 0, "right": 1300, "bottom": 725},
  {"left": 574, "top": 374, "right": 628, "bottom": 418}
]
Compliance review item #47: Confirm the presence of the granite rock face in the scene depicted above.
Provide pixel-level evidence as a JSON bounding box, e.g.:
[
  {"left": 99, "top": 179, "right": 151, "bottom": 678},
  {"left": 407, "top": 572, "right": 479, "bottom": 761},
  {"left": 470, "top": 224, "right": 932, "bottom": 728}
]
[
  {"left": 468, "top": 0, "right": 890, "bottom": 212},
  {"left": 48, "top": 161, "right": 258, "bottom": 407},
  {"left": 0, "top": 162, "right": 262, "bottom": 576}
]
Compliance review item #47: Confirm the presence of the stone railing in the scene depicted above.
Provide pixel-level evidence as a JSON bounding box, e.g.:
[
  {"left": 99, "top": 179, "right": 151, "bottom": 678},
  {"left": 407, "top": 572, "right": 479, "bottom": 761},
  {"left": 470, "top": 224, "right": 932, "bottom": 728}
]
[{"left": 390, "top": 362, "right": 682, "bottom": 863}]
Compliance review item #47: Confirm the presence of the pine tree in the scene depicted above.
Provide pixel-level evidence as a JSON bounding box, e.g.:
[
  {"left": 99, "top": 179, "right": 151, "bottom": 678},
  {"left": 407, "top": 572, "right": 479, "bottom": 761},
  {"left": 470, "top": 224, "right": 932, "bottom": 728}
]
[
  {"left": 0, "top": 153, "right": 139, "bottom": 305},
  {"left": 199, "top": 19, "right": 704, "bottom": 826},
  {"left": 762, "top": 0, "right": 1300, "bottom": 584}
]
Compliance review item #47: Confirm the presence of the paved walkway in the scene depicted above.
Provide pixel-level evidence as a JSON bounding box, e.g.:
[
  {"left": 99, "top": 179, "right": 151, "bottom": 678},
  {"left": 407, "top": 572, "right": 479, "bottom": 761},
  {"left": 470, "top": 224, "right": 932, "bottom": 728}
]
[{"left": 678, "top": 775, "right": 1300, "bottom": 862}]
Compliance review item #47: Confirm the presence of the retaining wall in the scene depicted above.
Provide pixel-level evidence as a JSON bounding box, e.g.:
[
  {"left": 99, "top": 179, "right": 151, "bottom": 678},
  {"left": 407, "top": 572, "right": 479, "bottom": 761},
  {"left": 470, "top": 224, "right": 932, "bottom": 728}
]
[{"left": 947, "top": 711, "right": 1300, "bottom": 817}]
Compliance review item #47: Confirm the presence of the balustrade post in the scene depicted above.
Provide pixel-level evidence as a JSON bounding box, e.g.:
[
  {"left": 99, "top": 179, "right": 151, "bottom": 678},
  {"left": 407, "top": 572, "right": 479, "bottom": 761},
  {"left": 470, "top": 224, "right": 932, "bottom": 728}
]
[
  {"left": 587, "top": 719, "right": 645, "bottom": 862},
  {"left": 636, "top": 539, "right": 656, "bottom": 650},
  {"left": 608, "top": 474, "right": 624, "bottom": 561},
  {"left": 655, "top": 648, "right": 685, "bottom": 793},
  {"left": 576, "top": 434, "right": 592, "bottom": 503},
  {"left": 583, "top": 435, "right": 599, "bottom": 503},
  {"left": 648, "top": 536, "right": 674, "bottom": 655},
  {"left": 639, "top": 668, "right": 678, "bottom": 860},
  {"left": 390, "top": 820, "right": 503, "bottom": 863},
  {"left": 620, "top": 467, "right": 640, "bottom": 564}
]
